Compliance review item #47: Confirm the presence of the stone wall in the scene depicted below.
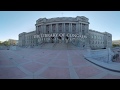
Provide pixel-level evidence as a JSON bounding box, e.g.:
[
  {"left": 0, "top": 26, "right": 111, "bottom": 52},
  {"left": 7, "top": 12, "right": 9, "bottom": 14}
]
[{"left": 85, "top": 48, "right": 114, "bottom": 63}]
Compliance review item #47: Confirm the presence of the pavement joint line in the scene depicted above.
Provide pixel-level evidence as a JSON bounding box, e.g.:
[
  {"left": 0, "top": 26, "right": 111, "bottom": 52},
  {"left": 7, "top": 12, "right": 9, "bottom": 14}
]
[
  {"left": 17, "top": 65, "right": 33, "bottom": 75},
  {"left": 0, "top": 65, "right": 17, "bottom": 68},
  {"left": 87, "top": 72, "right": 108, "bottom": 79},
  {"left": 67, "top": 50, "right": 79, "bottom": 79},
  {"left": 19, "top": 75, "right": 33, "bottom": 79},
  {"left": 33, "top": 61, "right": 46, "bottom": 65},
  {"left": 33, "top": 75, "right": 47, "bottom": 79},
  {"left": 17, "top": 60, "right": 33, "bottom": 66},
  {"left": 34, "top": 51, "right": 62, "bottom": 76}
]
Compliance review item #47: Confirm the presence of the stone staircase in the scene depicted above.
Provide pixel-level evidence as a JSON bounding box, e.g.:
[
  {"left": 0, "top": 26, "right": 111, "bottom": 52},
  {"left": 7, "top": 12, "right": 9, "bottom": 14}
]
[
  {"left": 34, "top": 42, "right": 83, "bottom": 50},
  {"left": 54, "top": 43, "right": 68, "bottom": 50},
  {"left": 41, "top": 43, "right": 55, "bottom": 49},
  {"left": 67, "top": 43, "right": 80, "bottom": 50}
]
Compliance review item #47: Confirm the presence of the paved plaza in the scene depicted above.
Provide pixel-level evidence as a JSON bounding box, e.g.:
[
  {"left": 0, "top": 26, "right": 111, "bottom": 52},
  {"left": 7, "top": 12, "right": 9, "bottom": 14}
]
[{"left": 0, "top": 48, "right": 120, "bottom": 79}]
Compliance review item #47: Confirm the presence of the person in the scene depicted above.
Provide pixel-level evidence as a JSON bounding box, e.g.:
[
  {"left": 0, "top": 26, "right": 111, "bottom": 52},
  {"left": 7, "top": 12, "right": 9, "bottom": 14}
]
[{"left": 83, "top": 45, "right": 85, "bottom": 47}]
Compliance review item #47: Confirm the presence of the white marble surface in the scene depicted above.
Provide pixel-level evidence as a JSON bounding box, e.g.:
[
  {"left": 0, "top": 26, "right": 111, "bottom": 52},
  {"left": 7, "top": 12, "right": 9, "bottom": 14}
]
[{"left": 84, "top": 48, "right": 115, "bottom": 63}]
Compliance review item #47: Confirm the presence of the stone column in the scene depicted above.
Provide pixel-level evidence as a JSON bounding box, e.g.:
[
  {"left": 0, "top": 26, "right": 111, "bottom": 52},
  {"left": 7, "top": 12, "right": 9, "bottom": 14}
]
[
  {"left": 56, "top": 23, "right": 58, "bottom": 43},
  {"left": 69, "top": 23, "right": 70, "bottom": 33},
  {"left": 78, "top": 23, "right": 80, "bottom": 34},
  {"left": 49, "top": 25, "right": 50, "bottom": 34},
  {"left": 87, "top": 24, "right": 89, "bottom": 33},
  {"left": 38, "top": 26, "right": 40, "bottom": 34},
  {"left": 76, "top": 23, "right": 79, "bottom": 33},
  {"left": 71, "top": 23, "right": 73, "bottom": 43},
  {"left": 68, "top": 23, "right": 70, "bottom": 42},
  {"left": 81, "top": 23, "right": 82, "bottom": 33},
  {"left": 71, "top": 23, "right": 72, "bottom": 33},
  {"left": 36, "top": 26, "right": 38, "bottom": 34},
  {"left": 39, "top": 26, "right": 41, "bottom": 34},
  {"left": 56, "top": 23, "right": 58, "bottom": 33},
  {"left": 44, "top": 25, "right": 46, "bottom": 34},
  {"left": 43, "top": 25, "right": 46, "bottom": 34},
  {"left": 64, "top": 23, "right": 65, "bottom": 33},
  {"left": 51, "top": 24, "right": 52, "bottom": 33},
  {"left": 41, "top": 25, "right": 43, "bottom": 42},
  {"left": 44, "top": 25, "right": 46, "bottom": 42},
  {"left": 61, "top": 23, "right": 63, "bottom": 33},
  {"left": 38, "top": 26, "right": 40, "bottom": 43}
]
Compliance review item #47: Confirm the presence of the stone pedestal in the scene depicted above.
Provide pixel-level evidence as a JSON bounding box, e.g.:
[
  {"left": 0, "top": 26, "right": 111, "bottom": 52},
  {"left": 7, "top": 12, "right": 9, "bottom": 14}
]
[{"left": 108, "top": 48, "right": 114, "bottom": 63}]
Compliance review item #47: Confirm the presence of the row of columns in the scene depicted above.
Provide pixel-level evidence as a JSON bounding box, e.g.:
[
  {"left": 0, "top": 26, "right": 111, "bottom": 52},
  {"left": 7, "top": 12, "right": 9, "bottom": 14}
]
[{"left": 36, "top": 23, "right": 88, "bottom": 34}]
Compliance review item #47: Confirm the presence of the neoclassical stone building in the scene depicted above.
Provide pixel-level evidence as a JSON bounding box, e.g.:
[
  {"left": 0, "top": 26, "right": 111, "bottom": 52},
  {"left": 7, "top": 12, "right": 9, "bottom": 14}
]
[{"left": 19, "top": 16, "right": 112, "bottom": 49}]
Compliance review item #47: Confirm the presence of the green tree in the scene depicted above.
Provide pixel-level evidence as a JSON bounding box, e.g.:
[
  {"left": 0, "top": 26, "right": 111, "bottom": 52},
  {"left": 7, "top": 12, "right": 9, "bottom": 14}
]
[
  {"left": 112, "top": 44, "right": 119, "bottom": 47},
  {"left": 2, "top": 41, "right": 10, "bottom": 46}
]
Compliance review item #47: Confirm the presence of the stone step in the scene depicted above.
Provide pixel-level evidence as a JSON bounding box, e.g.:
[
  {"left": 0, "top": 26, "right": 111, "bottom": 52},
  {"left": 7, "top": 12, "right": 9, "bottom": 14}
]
[
  {"left": 42, "top": 43, "right": 55, "bottom": 49},
  {"left": 38, "top": 42, "right": 83, "bottom": 50}
]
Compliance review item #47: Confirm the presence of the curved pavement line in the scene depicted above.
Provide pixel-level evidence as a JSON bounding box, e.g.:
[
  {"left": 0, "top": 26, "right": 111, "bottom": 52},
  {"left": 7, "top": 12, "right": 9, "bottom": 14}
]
[{"left": 84, "top": 57, "right": 120, "bottom": 73}]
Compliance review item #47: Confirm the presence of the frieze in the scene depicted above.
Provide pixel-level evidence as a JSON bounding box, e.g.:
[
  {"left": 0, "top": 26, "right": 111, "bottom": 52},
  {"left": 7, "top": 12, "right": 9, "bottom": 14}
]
[{"left": 36, "top": 16, "right": 89, "bottom": 24}]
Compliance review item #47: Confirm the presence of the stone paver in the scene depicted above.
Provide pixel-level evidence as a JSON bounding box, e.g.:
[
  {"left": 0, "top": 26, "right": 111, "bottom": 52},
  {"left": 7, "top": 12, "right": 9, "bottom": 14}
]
[
  {"left": 75, "top": 66, "right": 103, "bottom": 79},
  {"left": 40, "top": 67, "right": 70, "bottom": 79},
  {"left": 101, "top": 74, "right": 120, "bottom": 79},
  {"left": 0, "top": 67, "right": 27, "bottom": 79},
  {"left": 0, "top": 48, "right": 120, "bottom": 79},
  {"left": 22, "top": 62, "right": 44, "bottom": 73}
]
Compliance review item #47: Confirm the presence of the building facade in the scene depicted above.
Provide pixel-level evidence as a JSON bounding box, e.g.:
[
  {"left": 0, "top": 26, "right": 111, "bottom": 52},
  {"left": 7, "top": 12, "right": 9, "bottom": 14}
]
[
  {"left": 19, "top": 16, "right": 112, "bottom": 49},
  {"left": 8, "top": 39, "right": 18, "bottom": 46}
]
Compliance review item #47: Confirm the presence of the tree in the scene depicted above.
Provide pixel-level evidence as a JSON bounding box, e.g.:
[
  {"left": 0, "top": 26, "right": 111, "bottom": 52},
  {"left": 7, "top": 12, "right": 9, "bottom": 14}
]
[
  {"left": 112, "top": 43, "right": 119, "bottom": 47},
  {"left": 2, "top": 41, "right": 10, "bottom": 46}
]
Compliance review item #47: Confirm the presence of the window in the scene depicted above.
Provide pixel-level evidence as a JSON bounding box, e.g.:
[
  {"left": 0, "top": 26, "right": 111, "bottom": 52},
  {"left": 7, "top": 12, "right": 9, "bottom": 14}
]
[
  {"left": 82, "top": 30, "right": 85, "bottom": 35},
  {"left": 58, "top": 24, "right": 62, "bottom": 33},
  {"left": 72, "top": 24, "right": 76, "bottom": 33},
  {"left": 91, "top": 35, "right": 93, "bottom": 39},
  {"left": 94, "top": 35, "right": 96, "bottom": 39}
]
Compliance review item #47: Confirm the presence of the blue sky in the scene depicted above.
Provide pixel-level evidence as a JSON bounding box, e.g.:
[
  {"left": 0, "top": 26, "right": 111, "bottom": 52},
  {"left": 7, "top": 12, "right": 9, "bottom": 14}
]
[{"left": 0, "top": 11, "right": 120, "bottom": 41}]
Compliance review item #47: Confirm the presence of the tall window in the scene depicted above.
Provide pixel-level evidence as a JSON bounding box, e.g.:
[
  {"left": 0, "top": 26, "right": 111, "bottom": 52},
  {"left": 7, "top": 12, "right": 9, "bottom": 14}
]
[
  {"left": 46, "top": 25, "right": 49, "bottom": 34},
  {"left": 58, "top": 24, "right": 62, "bottom": 33},
  {"left": 65, "top": 23, "right": 69, "bottom": 33},
  {"left": 72, "top": 24, "right": 76, "bottom": 34},
  {"left": 82, "top": 30, "right": 85, "bottom": 35},
  {"left": 52, "top": 24, "right": 56, "bottom": 33}
]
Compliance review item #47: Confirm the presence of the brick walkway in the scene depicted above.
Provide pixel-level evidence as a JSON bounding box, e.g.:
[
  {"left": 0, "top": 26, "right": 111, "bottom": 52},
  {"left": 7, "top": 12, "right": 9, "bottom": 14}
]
[{"left": 0, "top": 48, "right": 120, "bottom": 79}]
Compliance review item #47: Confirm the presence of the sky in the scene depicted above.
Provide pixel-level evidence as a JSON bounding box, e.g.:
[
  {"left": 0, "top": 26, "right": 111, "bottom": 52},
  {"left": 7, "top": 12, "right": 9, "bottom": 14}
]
[{"left": 0, "top": 11, "right": 120, "bottom": 42}]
